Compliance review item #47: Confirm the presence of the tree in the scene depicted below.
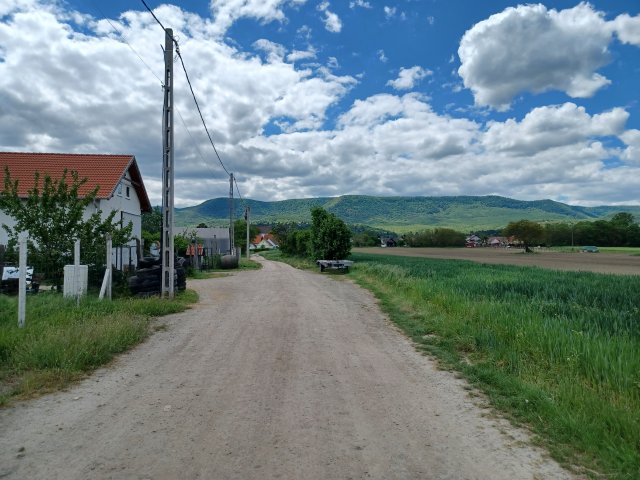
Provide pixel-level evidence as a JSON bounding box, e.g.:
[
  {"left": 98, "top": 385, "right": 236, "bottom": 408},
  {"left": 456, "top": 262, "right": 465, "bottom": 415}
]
[
  {"left": 310, "top": 206, "right": 351, "bottom": 260},
  {"left": 141, "top": 206, "right": 162, "bottom": 247},
  {"left": 234, "top": 219, "right": 260, "bottom": 252},
  {"left": 0, "top": 167, "right": 132, "bottom": 286},
  {"left": 502, "top": 220, "right": 544, "bottom": 253},
  {"left": 271, "top": 222, "right": 310, "bottom": 256}
]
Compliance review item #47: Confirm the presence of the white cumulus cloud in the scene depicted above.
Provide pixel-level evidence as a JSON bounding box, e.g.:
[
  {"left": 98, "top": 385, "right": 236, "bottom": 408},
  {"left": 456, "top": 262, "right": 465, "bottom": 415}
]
[
  {"left": 611, "top": 13, "right": 640, "bottom": 46},
  {"left": 349, "top": 0, "right": 371, "bottom": 9},
  {"left": 317, "top": 1, "right": 342, "bottom": 33},
  {"left": 209, "top": 0, "right": 304, "bottom": 36},
  {"left": 387, "top": 66, "right": 432, "bottom": 90},
  {"left": 458, "top": 3, "right": 613, "bottom": 110}
]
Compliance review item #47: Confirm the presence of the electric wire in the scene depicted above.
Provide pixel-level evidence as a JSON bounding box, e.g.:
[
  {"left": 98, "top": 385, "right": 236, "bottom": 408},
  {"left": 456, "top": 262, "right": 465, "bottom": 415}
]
[
  {"left": 175, "top": 50, "right": 231, "bottom": 177},
  {"left": 84, "top": 0, "right": 163, "bottom": 85},
  {"left": 141, "top": 0, "right": 248, "bottom": 207},
  {"left": 84, "top": 0, "right": 222, "bottom": 189},
  {"left": 140, "top": 0, "right": 167, "bottom": 31}
]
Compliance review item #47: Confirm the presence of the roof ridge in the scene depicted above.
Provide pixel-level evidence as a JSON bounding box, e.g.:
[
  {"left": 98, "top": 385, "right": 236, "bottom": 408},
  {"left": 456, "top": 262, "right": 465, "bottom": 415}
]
[{"left": 0, "top": 152, "right": 133, "bottom": 157}]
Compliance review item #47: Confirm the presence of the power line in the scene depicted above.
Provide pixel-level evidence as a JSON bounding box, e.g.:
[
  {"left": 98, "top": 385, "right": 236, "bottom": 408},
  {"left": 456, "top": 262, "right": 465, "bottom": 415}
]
[
  {"left": 175, "top": 50, "right": 231, "bottom": 177},
  {"left": 140, "top": 0, "right": 167, "bottom": 31},
  {"left": 140, "top": 0, "right": 247, "bottom": 211},
  {"left": 84, "top": 0, "right": 163, "bottom": 85},
  {"left": 233, "top": 175, "right": 246, "bottom": 206}
]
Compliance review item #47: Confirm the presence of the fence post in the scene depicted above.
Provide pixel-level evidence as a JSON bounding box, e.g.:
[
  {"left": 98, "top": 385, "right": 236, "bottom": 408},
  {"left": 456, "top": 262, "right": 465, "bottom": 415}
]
[
  {"left": 99, "top": 235, "right": 112, "bottom": 300},
  {"left": 74, "top": 239, "right": 81, "bottom": 306},
  {"left": 18, "top": 231, "right": 27, "bottom": 328},
  {"left": 106, "top": 235, "right": 112, "bottom": 300}
]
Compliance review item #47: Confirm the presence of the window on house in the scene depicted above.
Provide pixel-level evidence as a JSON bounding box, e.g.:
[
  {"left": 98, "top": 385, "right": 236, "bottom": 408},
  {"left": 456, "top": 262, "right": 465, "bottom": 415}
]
[
  {"left": 126, "top": 186, "right": 130, "bottom": 198},
  {"left": 117, "top": 182, "right": 123, "bottom": 196}
]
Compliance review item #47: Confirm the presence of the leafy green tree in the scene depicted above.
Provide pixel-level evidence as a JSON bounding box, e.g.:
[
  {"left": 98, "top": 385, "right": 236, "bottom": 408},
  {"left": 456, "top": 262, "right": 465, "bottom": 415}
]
[
  {"left": 432, "top": 228, "right": 466, "bottom": 247},
  {"left": 543, "top": 222, "right": 572, "bottom": 246},
  {"left": 0, "top": 167, "right": 132, "bottom": 286},
  {"left": 310, "top": 206, "right": 351, "bottom": 260},
  {"left": 502, "top": 220, "right": 544, "bottom": 252},
  {"left": 141, "top": 206, "right": 162, "bottom": 248},
  {"left": 234, "top": 219, "right": 260, "bottom": 252},
  {"left": 141, "top": 205, "right": 162, "bottom": 234},
  {"left": 271, "top": 223, "right": 310, "bottom": 256}
]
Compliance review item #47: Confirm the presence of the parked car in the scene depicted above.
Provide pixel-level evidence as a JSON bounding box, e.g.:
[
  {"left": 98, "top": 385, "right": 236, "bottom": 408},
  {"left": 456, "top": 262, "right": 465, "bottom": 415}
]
[
  {"left": 580, "top": 246, "right": 599, "bottom": 253},
  {"left": 1, "top": 265, "right": 39, "bottom": 294}
]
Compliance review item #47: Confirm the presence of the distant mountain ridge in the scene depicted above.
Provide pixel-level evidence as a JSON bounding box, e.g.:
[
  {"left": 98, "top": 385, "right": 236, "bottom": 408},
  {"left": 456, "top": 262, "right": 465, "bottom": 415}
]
[{"left": 174, "top": 195, "right": 640, "bottom": 232}]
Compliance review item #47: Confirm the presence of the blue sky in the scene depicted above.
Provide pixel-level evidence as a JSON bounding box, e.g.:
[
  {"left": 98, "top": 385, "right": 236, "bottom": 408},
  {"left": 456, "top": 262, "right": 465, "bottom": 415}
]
[{"left": 1, "top": 0, "right": 640, "bottom": 207}]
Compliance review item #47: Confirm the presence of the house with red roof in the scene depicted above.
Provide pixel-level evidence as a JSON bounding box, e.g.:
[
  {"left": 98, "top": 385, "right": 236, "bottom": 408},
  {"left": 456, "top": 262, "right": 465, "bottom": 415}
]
[
  {"left": 250, "top": 233, "right": 279, "bottom": 250},
  {"left": 0, "top": 152, "right": 151, "bottom": 268}
]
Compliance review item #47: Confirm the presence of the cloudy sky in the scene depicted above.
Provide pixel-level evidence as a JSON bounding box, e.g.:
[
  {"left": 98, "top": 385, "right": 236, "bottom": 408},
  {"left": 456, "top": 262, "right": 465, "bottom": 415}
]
[{"left": 1, "top": 0, "right": 639, "bottom": 207}]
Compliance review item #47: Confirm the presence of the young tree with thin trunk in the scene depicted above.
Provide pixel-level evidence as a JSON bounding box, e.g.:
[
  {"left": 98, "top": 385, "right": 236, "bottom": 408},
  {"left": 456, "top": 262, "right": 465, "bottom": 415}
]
[{"left": 1, "top": 167, "right": 132, "bottom": 286}]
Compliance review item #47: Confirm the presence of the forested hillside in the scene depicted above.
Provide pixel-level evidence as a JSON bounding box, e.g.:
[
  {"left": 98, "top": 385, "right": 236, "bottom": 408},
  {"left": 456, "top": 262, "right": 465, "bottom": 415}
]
[{"left": 174, "top": 195, "right": 640, "bottom": 231}]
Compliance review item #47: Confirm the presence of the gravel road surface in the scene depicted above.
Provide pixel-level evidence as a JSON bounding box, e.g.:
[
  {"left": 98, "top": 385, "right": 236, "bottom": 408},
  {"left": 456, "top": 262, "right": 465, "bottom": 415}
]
[{"left": 0, "top": 258, "right": 576, "bottom": 479}]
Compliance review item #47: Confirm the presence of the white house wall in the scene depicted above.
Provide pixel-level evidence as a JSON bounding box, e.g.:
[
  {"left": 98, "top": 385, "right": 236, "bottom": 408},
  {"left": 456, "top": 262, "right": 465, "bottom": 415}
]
[{"left": 1, "top": 172, "right": 144, "bottom": 270}]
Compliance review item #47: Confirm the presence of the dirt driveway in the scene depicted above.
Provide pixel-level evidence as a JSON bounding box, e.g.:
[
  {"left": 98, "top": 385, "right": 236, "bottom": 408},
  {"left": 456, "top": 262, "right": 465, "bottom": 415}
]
[
  {"left": 355, "top": 247, "right": 640, "bottom": 275},
  {"left": 0, "top": 258, "right": 575, "bottom": 479}
]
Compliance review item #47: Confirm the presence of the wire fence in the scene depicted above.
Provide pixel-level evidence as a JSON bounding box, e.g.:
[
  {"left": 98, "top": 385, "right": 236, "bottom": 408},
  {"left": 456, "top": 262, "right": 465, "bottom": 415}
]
[{"left": 1, "top": 239, "right": 139, "bottom": 294}]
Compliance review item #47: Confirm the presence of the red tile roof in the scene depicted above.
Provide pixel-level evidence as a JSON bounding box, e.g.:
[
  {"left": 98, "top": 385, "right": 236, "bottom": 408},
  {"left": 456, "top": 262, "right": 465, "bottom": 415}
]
[
  {"left": 0, "top": 152, "right": 151, "bottom": 212},
  {"left": 253, "top": 233, "right": 277, "bottom": 244}
]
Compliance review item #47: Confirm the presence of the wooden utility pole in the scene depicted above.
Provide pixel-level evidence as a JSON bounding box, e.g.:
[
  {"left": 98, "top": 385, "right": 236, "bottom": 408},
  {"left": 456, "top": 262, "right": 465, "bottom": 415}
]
[
  {"left": 161, "top": 28, "right": 175, "bottom": 298},
  {"left": 229, "top": 173, "right": 234, "bottom": 254},
  {"left": 245, "top": 205, "right": 251, "bottom": 259}
]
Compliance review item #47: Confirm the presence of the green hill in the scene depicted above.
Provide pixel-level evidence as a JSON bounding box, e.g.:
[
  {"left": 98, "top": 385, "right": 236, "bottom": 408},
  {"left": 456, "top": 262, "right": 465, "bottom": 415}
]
[{"left": 174, "top": 195, "right": 640, "bottom": 232}]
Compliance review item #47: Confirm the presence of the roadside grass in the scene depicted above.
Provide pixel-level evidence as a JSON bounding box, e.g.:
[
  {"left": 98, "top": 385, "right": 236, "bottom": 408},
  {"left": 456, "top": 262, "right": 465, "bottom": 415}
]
[
  {"left": 0, "top": 289, "right": 197, "bottom": 406},
  {"left": 260, "top": 250, "right": 318, "bottom": 270},
  {"left": 349, "top": 253, "right": 640, "bottom": 480},
  {"left": 187, "top": 257, "right": 261, "bottom": 280}
]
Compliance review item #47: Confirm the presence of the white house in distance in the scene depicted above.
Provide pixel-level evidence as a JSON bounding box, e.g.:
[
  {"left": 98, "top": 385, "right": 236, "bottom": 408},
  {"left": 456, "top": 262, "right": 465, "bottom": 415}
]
[{"left": 0, "top": 152, "right": 152, "bottom": 269}]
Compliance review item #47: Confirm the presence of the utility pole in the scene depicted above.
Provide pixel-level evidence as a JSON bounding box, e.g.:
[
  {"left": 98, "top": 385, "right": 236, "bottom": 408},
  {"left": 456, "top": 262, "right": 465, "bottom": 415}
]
[
  {"left": 245, "top": 205, "right": 251, "bottom": 259},
  {"left": 161, "top": 28, "right": 175, "bottom": 298},
  {"left": 229, "top": 173, "right": 234, "bottom": 254}
]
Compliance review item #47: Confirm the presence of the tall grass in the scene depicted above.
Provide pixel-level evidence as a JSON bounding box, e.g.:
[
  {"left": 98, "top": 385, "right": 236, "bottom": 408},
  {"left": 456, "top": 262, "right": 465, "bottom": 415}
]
[
  {"left": 0, "top": 290, "right": 197, "bottom": 404},
  {"left": 350, "top": 253, "right": 640, "bottom": 479}
]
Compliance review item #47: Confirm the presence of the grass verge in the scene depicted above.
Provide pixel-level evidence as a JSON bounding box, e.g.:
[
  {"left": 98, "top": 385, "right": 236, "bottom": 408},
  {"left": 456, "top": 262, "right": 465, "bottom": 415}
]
[
  {"left": 260, "top": 250, "right": 317, "bottom": 270},
  {"left": 348, "top": 253, "right": 639, "bottom": 480},
  {"left": 0, "top": 289, "right": 197, "bottom": 406}
]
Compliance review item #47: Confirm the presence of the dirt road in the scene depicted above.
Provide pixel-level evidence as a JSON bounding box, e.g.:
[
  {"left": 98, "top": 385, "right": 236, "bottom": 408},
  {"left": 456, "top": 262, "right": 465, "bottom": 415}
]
[
  {"left": 355, "top": 247, "right": 640, "bottom": 275},
  {"left": 0, "top": 258, "right": 575, "bottom": 479}
]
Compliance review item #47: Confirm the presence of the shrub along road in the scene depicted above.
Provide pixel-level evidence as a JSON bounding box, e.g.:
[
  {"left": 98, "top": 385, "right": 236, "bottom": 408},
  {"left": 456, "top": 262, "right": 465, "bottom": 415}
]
[{"left": 0, "top": 258, "right": 575, "bottom": 479}]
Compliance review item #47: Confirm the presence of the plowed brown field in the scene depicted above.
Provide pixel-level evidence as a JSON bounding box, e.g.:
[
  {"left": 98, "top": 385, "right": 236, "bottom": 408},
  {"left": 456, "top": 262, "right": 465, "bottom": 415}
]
[{"left": 354, "top": 247, "right": 640, "bottom": 275}]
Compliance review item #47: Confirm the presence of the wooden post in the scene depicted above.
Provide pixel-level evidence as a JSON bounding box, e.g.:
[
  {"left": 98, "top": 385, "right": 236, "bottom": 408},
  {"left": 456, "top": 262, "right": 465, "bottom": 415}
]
[
  {"left": 246, "top": 206, "right": 250, "bottom": 260},
  {"left": 18, "top": 232, "right": 27, "bottom": 328},
  {"left": 106, "top": 234, "right": 112, "bottom": 300}
]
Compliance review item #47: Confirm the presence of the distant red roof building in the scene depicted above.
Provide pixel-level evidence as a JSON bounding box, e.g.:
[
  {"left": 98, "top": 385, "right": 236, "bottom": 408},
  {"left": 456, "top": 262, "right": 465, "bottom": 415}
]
[
  {"left": 0, "top": 152, "right": 151, "bottom": 212},
  {"left": 252, "top": 233, "right": 277, "bottom": 244}
]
